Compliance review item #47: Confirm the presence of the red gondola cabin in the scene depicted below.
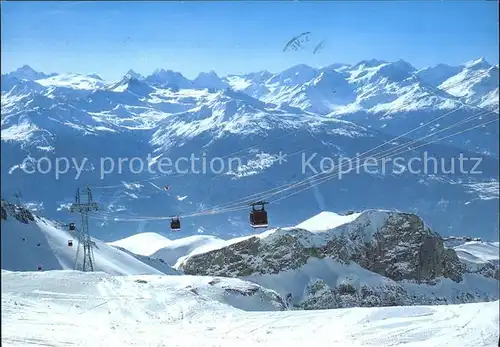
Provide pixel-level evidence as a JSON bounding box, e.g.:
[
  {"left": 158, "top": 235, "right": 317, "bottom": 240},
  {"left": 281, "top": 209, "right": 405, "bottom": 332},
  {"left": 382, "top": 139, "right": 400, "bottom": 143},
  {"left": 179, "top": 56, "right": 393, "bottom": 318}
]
[
  {"left": 170, "top": 217, "right": 181, "bottom": 231},
  {"left": 249, "top": 201, "right": 269, "bottom": 229}
]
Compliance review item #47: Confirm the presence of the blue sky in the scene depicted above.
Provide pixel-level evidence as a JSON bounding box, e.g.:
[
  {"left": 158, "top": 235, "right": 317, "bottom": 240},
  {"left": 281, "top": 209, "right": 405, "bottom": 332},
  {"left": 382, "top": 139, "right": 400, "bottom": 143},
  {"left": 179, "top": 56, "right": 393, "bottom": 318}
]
[{"left": 2, "top": 1, "right": 498, "bottom": 81}]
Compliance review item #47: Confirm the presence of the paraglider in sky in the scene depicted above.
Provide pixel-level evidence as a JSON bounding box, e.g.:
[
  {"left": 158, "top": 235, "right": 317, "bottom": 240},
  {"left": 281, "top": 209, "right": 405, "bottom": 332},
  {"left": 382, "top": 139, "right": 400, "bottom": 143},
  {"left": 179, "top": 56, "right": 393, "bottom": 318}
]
[
  {"left": 282, "top": 32, "right": 326, "bottom": 55},
  {"left": 313, "top": 40, "right": 325, "bottom": 54},
  {"left": 283, "top": 32, "right": 311, "bottom": 52}
]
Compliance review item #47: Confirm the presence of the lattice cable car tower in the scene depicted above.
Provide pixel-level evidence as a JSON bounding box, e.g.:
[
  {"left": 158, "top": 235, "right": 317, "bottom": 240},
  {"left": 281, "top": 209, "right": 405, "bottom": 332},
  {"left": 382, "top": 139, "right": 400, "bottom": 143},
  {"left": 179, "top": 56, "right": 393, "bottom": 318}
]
[{"left": 70, "top": 186, "right": 98, "bottom": 272}]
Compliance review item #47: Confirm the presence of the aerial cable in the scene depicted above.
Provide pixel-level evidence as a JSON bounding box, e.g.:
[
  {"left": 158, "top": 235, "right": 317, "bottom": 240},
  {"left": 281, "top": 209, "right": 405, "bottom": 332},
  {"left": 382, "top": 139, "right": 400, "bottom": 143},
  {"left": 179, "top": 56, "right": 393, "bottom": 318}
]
[
  {"left": 193, "top": 106, "right": 494, "bottom": 214},
  {"left": 89, "top": 108, "right": 495, "bottom": 223},
  {"left": 262, "top": 109, "right": 495, "bottom": 203},
  {"left": 90, "top": 69, "right": 494, "bottom": 205},
  {"left": 270, "top": 117, "right": 499, "bottom": 205},
  {"left": 87, "top": 116, "right": 498, "bottom": 223},
  {"left": 248, "top": 115, "right": 499, "bottom": 209},
  {"left": 170, "top": 113, "right": 498, "bottom": 218},
  {"left": 197, "top": 105, "right": 467, "bottom": 212},
  {"left": 89, "top": 129, "right": 300, "bottom": 191},
  {"left": 180, "top": 113, "right": 497, "bottom": 217},
  {"left": 88, "top": 68, "right": 495, "bottom": 219}
]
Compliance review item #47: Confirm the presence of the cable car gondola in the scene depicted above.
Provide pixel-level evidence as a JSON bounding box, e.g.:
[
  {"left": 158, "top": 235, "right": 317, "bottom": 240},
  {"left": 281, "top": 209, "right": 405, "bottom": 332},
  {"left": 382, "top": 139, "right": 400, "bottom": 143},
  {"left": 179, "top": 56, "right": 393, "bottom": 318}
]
[
  {"left": 170, "top": 217, "right": 181, "bottom": 231},
  {"left": 69, "top": 223, "right": 76, "bottom": 231},
  {"left": 249, "top": 201, "right": 269, "bottom": 229}
]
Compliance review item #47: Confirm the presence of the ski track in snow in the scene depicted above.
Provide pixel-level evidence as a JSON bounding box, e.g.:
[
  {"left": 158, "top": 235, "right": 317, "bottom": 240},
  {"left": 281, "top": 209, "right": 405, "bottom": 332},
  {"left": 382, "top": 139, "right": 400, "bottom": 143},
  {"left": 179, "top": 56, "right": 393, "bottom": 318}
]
[{"left": 1, "top": 270, "right": 499, "bottom": 347}]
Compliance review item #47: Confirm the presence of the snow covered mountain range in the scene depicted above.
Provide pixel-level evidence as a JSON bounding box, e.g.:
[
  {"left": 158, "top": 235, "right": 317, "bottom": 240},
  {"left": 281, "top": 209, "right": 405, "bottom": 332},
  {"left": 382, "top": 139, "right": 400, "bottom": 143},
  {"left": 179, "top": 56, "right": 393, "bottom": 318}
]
[
  {"left": 2, "top": 202, "right": 498, "bottom": 308},
  {"left": 2, "top": 199, "right": 499, "bottom": 346},
  {"left": 1, "top": 58, "right": 499, "bottom": 241}
]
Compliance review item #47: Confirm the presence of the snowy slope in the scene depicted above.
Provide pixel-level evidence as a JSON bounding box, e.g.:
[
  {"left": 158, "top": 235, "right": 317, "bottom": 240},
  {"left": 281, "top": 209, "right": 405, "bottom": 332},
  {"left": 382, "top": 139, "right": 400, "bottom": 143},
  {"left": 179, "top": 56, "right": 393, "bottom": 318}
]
[
  {"left": 439, "top": 58, "right": 499, "bottom": 110},
  {"left": 35, "top": 73, "right": 108, "bottom": 90},
  {"left": 449, "top": 241, "right": 499, "bottom": 277},
  {"left": 178, "top": 210, "right": 499, "bottom": 308},
  {"left": 108, "top": 232, "right": 172, "bottom": 256},
  {"left": 415, "top": 63, "right": 464, "bottom": 87},
  {"left": 296, "top": 211, "right": 362, "bottom": 232},
  {"left": 3, "top": 65, "right": 56, "bottom": 81},
  {"left": 109, "top": 232, "right": 246, "bottom": 268},
  {"left": 150, "top": 235, "right": 230, "bottom": 267},
  {"left": 1, "top": 203, "right": 177, "bottom": 275},
  {"left": 192, "top": 71, "right": 230, "bottom": 90},
  {"left": 2, "top": 270, "right": 499, "bottom": 347},
  {"left": 453, "top": 241, "right": 499, "bottom": 264}
]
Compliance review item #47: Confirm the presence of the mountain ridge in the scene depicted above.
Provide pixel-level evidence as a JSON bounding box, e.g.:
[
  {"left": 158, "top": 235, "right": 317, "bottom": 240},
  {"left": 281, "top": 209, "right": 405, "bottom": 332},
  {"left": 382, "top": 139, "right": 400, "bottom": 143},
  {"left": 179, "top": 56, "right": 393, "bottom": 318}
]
[{"left": 1, "top": 57, "right": 498, "bottom": 241}]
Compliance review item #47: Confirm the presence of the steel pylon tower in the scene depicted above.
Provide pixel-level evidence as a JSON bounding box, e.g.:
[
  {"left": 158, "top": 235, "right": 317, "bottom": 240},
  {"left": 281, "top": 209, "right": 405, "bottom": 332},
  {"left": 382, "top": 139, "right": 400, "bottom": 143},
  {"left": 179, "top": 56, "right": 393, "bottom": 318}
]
[{"left": 70, "top": 186, "right": 98, "bottom": 272}]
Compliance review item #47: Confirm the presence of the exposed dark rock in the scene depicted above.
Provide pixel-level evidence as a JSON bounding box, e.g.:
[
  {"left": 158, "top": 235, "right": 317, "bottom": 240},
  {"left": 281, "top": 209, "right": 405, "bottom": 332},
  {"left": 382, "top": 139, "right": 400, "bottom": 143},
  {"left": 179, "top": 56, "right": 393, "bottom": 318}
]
[
  {"left": 361, "top": 213, "right": 465, "bottom": 283},
  {"left": 178, "top": 210, "right": 497, "bottom": 309},
  {"left": 224, "top": 286, "right": 259, "bottom": 297},
  {"left": 181, "top": 211, "right": 464, "bottom": 284},
  {"left": 1, "top": 203, "right": 7, "bottom": 221},
  {"left": 1, "top": 200, "right": 35, "bottom": 224},
  {"left": 208, "top": 278, "right": 222, "bottom": 286},
  {"left": 298, "top": 279, "right": 409, "bottom": 310},
  {"left": 182, "top": 234, "right": 321, "bottom": 277}
]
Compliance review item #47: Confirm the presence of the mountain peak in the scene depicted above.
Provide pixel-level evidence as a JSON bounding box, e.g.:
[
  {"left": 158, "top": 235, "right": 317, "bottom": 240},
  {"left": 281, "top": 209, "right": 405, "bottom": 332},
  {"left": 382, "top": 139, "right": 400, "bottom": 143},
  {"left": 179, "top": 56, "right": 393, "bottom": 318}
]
[
  {"left": 321, "top": 63, "right": 352, "bottom": 71},
  {"left": 391, "top": 59, "right": 417, "bottom": 73},
  {"left": 193, "top": 70, "right": 228, "bottom": 90},
  {"left": 365, "top": 60, "right": 415, "bottom": 83},
  {"left": 8, "top": 65, "right": 55, "bottom": 81},
  {"left": 267, "top": 64, "right": 318, "bottom": 86},
  {"left": 146, "top": 69, "right": 192, "bottom": 89},
  {"left": 194, "top": 70, "right": 222, "bottom": 81},
  {"left": 108, "top": 74, "right": 154, "bottom": 95},
  {"left": 353, "top": 59, "right": 388, "bottom": 69},
  {"left": 17, "top": 65, "right": 37, "bottom": 72},
  {"left": 151, "top": 68, "right": 180, "bottom": 76},
  {"left": 199, "top": 70, "right": 219, "bottom": 77},
  {"left": 88, "top": 73, "right": 103, "bottom": 80},
  {"left": 465, "top": 57, "right": 491, "bottom": 70},
  {"left": 125, "top": 69, "right": 143, "bottom": 80}
]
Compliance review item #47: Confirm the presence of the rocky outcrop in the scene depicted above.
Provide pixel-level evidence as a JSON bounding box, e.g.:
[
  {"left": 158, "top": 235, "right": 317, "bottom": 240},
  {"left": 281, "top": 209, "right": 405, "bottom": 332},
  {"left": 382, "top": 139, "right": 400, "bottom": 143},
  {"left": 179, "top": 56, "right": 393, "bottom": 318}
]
[
  {"left": 443, "top": 236, "right": 482, "bottom": 242},
  {"left": 474, "top": 264, "right": 499, "bottom": 280},
  {"left": 186, "top": 277, "right": 287, "bottom": 311},
  {"left": 298, "top": 278, "right": 410, "bottom": 310},
  {"left": 181, "top": 232, "right": 323, "bottom": 277},
  {"left": 358, "top": 213, "right": 465, "bottom": 283},
  {"left": 1, "top": 200, "right": 35, "bottom": 224},
  {"left": 1, "top": 203, "right": 7, "bottom": 221},
  {"left": 178, "top": 210, "right": 497, "bottom": 310},
  {"left": 181, "top": 211, "right": 465, "bottom": 284}
]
